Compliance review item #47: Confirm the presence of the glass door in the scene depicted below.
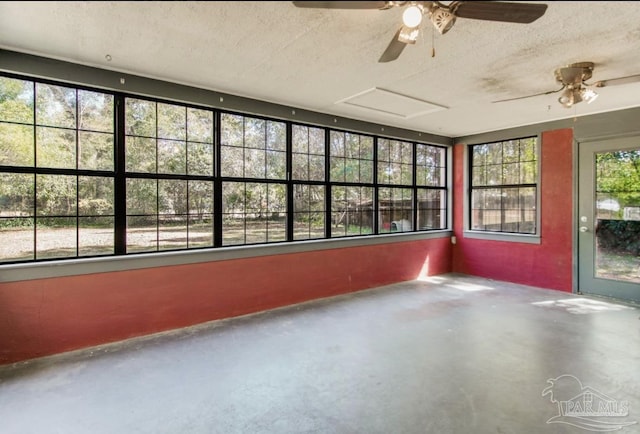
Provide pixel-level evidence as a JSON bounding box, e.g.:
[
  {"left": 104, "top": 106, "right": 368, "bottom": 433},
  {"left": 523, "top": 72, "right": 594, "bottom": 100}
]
[{"left": 578, "top": 137, "right": 640, "bottom": 303}]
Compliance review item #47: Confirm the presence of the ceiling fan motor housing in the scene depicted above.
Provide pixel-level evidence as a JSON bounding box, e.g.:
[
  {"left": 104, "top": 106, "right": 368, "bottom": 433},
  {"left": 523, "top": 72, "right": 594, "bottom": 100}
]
[{"left": 555, "top": 62, "right": 595, "bottom": 85}]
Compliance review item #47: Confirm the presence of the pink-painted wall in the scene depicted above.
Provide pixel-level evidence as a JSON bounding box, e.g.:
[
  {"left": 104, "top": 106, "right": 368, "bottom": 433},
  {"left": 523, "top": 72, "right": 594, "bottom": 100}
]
[
  {"left": 452, "top": 129, "right": 574, "bottom": 291},
  {"left": 0, "top": 238, "right": 451, "bottom": 365}
]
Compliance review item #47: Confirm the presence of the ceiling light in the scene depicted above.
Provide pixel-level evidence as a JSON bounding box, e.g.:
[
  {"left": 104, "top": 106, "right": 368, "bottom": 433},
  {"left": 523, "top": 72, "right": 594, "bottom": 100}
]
[
  {"left": 558, "top": 85, "right": 582, "bottom": 108},
  {"left": 402, "top": 5, "right": 423, "bottom": 28},
  {"left": 398, "top": 26, "right": 420, "bottom": 44},
  {"left": 558, "top": 84, "right": 599, "bottom": 108},
  {"left": 429, "top": 7, "right": 456, "bottom": 34},
  {"left": 581, "top": 87, "right": 599, "bottom": 104}
]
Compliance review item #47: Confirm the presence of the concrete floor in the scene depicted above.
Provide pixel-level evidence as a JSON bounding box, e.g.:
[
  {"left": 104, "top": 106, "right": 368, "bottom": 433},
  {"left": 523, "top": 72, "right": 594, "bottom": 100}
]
[{"left": 0, "top": 273, "right": 639, "bottom": 434}]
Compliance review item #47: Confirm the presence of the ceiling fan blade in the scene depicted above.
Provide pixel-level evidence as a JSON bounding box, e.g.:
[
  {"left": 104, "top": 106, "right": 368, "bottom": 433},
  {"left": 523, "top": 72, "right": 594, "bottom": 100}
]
[
  {"left": 292, "top": 1, "right": 388, "bottom": 9},
  {"left": 453, "top": 1, "right": 548, "bottom": 24},
  {"left": 594, "top": 74, "right": 640, "bottom": 88},
  {"left": 492, "top": 86, "right": 564, "bottom": 103},
  {"left": 378, "top": 28, "right": 411, "bottom": 63}
]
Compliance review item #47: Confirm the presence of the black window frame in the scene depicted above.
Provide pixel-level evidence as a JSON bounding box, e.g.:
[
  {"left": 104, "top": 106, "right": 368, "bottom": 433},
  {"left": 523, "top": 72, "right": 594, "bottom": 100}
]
[
  {"left": 0, "top": 71, "right": 450, "bottom": 265},
  {"left": 468, "top": 136, "right": 539, "bottom": 235}
]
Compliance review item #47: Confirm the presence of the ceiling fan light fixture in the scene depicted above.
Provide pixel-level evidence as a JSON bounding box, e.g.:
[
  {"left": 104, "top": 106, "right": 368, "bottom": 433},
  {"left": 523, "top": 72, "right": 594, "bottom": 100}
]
[
  {"left": 581, "top": 87, "right": 599, "bottom": 104},
  {"left": 402, "top": 4, "right": 423, "bottom": 28},
  {"left": 558, "top": 85, "right": 584, "bottom": 108},
  {"left": 429, "top": 7, "right": 456, "bottom": 34},
  {"left": 398, "top": 25, "right": 420, "bottom": 44}
]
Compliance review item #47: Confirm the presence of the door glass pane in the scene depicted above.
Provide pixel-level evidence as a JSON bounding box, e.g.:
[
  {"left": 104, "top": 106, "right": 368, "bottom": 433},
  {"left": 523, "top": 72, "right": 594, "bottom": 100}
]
[{"left": 595, "top": 149, "right": 640, "bottom": 283}]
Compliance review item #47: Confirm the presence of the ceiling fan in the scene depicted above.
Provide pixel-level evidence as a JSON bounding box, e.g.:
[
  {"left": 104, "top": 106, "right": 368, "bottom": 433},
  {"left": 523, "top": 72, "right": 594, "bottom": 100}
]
[
  {"left": 291, "top": 1, "right": 548, "bottom": 63},
  {"left": 492, "top": 62, "right": 640, "bottom": 108}
]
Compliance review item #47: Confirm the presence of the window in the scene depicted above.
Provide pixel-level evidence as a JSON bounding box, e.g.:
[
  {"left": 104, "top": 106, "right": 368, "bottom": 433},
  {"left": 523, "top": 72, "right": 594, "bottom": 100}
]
[
  {"left": 0, "top": 77, "right": 115, "bottom": 262},
  {"left": 125, "top": 98, "right": 215, "bottom": 252},
  {"left": 378, "top": 139, "right": 413, "bottom": 233},
  {"left": 0, "top": 72, "right": 450, "bottom": 264},
  {"left": 220, "top": 113, "right": 287, "bottom": 245},
  {"left": 469, "top": 137, "right": 538, "bottom": 234},
  {"left": 416, "top": 143, "right": 447, "bottom": 230},
  {"left": 329, "top": 131, "right": 375, "bottom": 237},
  {"left": 292, "top": 125, "right": 326, "bottom": 240}
]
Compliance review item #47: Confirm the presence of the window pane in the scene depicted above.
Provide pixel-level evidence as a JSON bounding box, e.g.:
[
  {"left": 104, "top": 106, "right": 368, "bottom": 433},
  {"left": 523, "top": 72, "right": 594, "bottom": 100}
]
[
  {"left": 418, "top": 189, "right": 446, "bottom": 230},
  {"left": 245, "top": 118, "right": 265, "bottom": 149},
  {"left": 79, "top": 216, "right": 114, "bottom": 256},
  {"left": 0, "top": 218, "right": 34, "bottom": 262},
  {"left": 266, "top": 150, "right": 286, "bottom": 179},
  {"left": 78, "top": 90, "right": 113, "bottom": 133},
  {"left": 331, "top": 186, "right": 373, "bottom": 237},
  {"left": 187, "top": 142, "right": 213, "bottom": 176},
  {"left": 36, "top": 127, "right": 76, "bottom": 169},
  {"left": 0, "top": 172, "right": 34, "bottom": 262},
  {"left": 378, "top": 139, "right": 413, "bottom": 186},
  {"left": 188, "top": 214, "right": 213, "bottom": 248},
  {"left": 292, "top": 125, "right": 308, "bottom": 153},
  {"left": 220, "top": 113, "right": 243, "bottom": 147},
  {"left": 222, "top": 182, "right": 286, "bottom": 246},
  {"left": 292, "top": 153, "right": 308, "bottom": 180},
  {"left": 293, "top": 184, "right": 325, "bottom": 240},
  {"left": 79, "top": 176, "right": 113, "bottom": 216},
  {"left": 245, "top": 148, "right": 265, "bottom": 178},
  {"left": 126, "top": 136, "right": 156, "bottom": 173},
  {"left": 159, "top": 215, "right": 188, "bottom": 251},
  {"left": 221, "top": 145, "right": 243, "bottom": 177},
  {"left": 0, "top": 77, "right": 34, "bottom": 123},
  {"left": 222, "top": 182, "right": 246, "bottom": 246},
  {"left": 379, "top": 187, "right": 413, "bottom": 233},
  {"left": 267, "top": 121, "right": 286, "bottom": 151},
  {"left": 503, "top": 162, "right": 520, "bottom": 185},
  {"left": 158, "top": 103, "right": 186, "bottom": 140},
  {"left": 309, "top": 127, "right": 325, "bottom": 155},
  {"left": 79, "top": 131, "right": 113, "bottom": 171},
  {"left": 158, "top": 139, "right": 186, "bottom": 174},
  {"left": 36, "top": 83, "right": 76, "bottom": 128},
  {"left": 416, "top": 144, "right": 446, "bottom": 187},
  {"left": 188, "top": 180, "right": 214, "bottom": 215},
  {"left": 159, "top": 179, "right": 187, "bottom": 215},
  {"left": 126, "top": 178, "right": 157, "bottom": 215},
  {"left": 126, "top": 98, "right": 156, "bottom": 137},
  {"left": 36, "top": 217, "right": 76, "bottom": 259},
  {"left": 267, "top": 184, "right": 286, "bottom": 242},
  {"left": 188, "top": 181, "right": 213, "bottom": 248},
  {"left": 127, "top": 216, "right": 157, "bottom": 253},
  {"left": 187, "top": 108, "right": 213, "bottom": 143},
  {"left": 0, "top": 173, "right": 34, "bottom": 216},
  {"left": 309, "top": 155, "right": 325, "bottom": 181},
  {"left": 0, "top": 123, "right": 34, "bottom": 166},
  {"left": 486, "top": 164, "right": 502, "bottom": 185},
  {"left": 521, "top": 161, "right": 537, "bottom": 184},
  {"left": 330, "top": 157, "right": 345, "bottom": 182},
  {"left": 36, "top": 175, "right": 76, "bottom": 216}
]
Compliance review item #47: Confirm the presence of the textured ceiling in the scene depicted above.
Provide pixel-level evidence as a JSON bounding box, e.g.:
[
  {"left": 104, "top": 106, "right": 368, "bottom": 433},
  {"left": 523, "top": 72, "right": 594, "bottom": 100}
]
[{"left": 2, "top": 1, "right": 640, "bottom": 138}]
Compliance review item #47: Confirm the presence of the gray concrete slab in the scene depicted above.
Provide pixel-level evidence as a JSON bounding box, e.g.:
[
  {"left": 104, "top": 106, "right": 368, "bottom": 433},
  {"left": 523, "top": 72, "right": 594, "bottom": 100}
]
[{"left": 0, "top": 273, "right": 639, "bottom": 434}]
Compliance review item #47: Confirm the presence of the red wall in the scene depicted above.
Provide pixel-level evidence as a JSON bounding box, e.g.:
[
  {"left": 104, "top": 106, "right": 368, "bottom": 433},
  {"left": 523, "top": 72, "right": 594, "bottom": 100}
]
[
  {"left": 0, "top": 128, "right": 575, "bottom": 365},
  {"left": 452, "top": 129, "right": 573, "bottom": 291},
  {"left": 0, "top": 238, "right": 451, "bottom": 365}
]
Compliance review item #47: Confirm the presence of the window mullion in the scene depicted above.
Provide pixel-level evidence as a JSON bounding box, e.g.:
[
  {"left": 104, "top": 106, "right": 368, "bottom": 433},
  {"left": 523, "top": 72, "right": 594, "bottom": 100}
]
[{"left": 114, "top": 94, "right": 127, "bottom": 255}]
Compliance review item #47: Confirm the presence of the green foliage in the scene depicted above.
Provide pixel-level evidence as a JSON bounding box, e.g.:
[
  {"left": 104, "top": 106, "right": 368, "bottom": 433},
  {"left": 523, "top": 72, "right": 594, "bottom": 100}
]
[
  {"left": 596, "top": 150, "right": 640, "bottom": 209},
  {"left": 0, "top": 218, "right": 34, "bottom": 229},
  {"left": 597, "top": 220, "right": 640, "bottom": 255}
]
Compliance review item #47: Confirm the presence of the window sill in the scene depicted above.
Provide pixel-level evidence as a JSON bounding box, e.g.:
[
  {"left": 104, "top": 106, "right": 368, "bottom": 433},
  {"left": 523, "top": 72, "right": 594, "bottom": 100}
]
[
  {"left": 0, "top": 230, "right": 452, "bottom": 283},
  {"left": 463, "top": 230, "right": 541, "bottom": 244}
]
